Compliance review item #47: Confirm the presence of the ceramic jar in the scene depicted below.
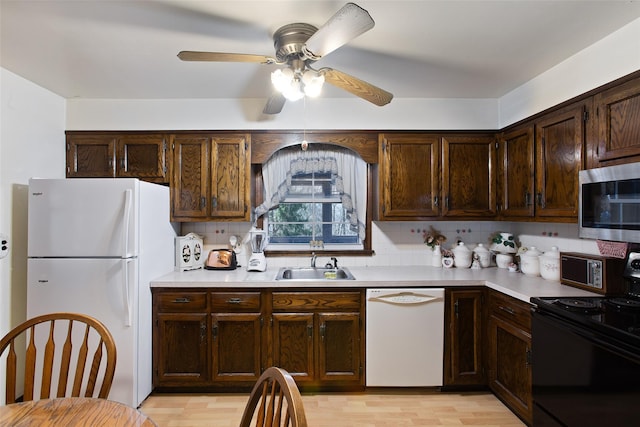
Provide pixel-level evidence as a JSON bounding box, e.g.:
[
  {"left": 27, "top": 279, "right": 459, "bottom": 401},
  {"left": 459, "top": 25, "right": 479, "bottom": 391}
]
[
  {"left": 473, "top": 243, "right": 491, "bottom": 268},
  {"left": 431, "top": 245, "right": 442, "bottom": 267},
  {"left": 520, "top": 246, "right": 542, "bottom": 277},
  {"left": 452, "top": 242, "right": 472, "bottom": 268},
  {"left": 539, "top": 246, "right": 561, "bottom": 281}
]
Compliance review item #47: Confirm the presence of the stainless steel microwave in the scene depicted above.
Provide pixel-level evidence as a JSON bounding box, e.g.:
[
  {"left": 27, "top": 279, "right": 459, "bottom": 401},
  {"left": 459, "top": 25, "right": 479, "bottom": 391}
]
[{"left": 579, "top": 162, "right": 640, "bottom": 243}]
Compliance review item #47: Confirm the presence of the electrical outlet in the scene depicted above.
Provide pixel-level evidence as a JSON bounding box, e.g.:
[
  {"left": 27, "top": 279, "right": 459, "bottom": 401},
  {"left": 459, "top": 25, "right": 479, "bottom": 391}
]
[{"left": 0, "top": 234, "right": 8, "bottom": 259}]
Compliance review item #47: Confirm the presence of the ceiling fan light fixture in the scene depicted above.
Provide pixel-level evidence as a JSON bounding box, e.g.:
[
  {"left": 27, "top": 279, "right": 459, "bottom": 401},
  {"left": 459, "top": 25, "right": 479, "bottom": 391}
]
[
  {"left": 302, "top": 70, "right": 324, "bottom": 98},
  {"left": 281, "top": 77, "right": 305, "bottom": 102},
  {"left": 271, "top": 68, "right": 294, "bottom": 92}
]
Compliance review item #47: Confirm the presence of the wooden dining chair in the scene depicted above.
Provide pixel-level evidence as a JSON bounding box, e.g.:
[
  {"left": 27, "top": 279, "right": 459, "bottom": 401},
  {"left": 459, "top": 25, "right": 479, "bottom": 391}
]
[
  {"left": 239, "top": 366, "right": 308, "bottom": 427},
  {"left": 0, "top": 312, "right": 117, "bottom": 404}
]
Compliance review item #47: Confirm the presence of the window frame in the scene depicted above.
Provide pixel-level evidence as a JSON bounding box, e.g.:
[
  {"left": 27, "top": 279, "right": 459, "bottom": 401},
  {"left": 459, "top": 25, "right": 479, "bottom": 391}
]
[
  {"left": 252, "top": 140, "right": 375, "bottom": 257},
  {"left": 266, "top": 171, "right": 361, "bottom": 247}
]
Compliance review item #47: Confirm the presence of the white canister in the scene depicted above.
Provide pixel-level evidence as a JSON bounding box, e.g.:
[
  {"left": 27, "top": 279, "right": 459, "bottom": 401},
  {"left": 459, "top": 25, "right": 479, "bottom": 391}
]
[
  {"left": 473, "top": 243, "right": 491, "bottom": 268},
  {"left": 452, "top": 242, "right": 473, "bottom": 268},
  {"left": 520, "top": 246, "right": 542, "bottom": 277},
  {"left": 539, "top": 246, "right": 561, "bottom": 281}
]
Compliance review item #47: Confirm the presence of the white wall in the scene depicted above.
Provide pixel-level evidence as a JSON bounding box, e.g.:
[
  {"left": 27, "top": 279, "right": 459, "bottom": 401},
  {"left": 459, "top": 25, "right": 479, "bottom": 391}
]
[
  {"left": 499, "top": 17, "right": 640, "bottom": 127},
  {"left": 0, "top": 69, "right": 65, "bottom": 401},
  {"left": 66, "top": 97, "right": 499, "bottom": 131}
]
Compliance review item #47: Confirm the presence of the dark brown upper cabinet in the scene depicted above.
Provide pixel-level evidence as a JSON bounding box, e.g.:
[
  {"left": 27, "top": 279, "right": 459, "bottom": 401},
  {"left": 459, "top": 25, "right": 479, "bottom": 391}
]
[{"left": 66, "top": 132, "right": 169, "bottom": 183}]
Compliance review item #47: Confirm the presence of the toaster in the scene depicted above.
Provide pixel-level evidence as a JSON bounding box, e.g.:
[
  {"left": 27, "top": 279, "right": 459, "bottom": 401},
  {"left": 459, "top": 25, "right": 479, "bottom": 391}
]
[{"left": 175, "top": 233, "right": 204, "bottom": 271}]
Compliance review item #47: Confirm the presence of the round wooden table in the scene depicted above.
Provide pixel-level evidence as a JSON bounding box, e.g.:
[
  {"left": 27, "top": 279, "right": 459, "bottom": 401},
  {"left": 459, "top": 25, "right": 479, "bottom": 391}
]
[{"left": 0, "top": 397, "right": 157, "bottom": 426}]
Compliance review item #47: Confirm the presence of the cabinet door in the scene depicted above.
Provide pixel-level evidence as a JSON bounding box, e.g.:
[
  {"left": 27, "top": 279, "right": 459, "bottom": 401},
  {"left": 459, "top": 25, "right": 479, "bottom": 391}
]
[
  {"left": 116, "top": 134, "right": 168, "bottom": 182},
  {"left": 488, "top": 315, "right": 532, "bottom": 425},
  {"left": 379, "top": 133, "right": 440, "bottom": 218},
  {"left": 442, "top": 135, "right": 497, "bottom": 217},
  {"left": 171, "top": 135, "right": 209, "bottom": 219},
  {"left": 594, "top": 77, "right": 640, "bottom": 163},
  {"left": 211, "top": 313, "right": 262, "bottom": 382},
  {"left": 444, "top": 289, "right": 485, "bottom": 387},
  {"left": 155, "top": 313, "right": 209, "bottom": 385},
  {"left": 272, "top": 313, "right": 315, "bottom": 383},
  {"left": 498, "top": 126, "right": 535, "bottom": 218},
  {"left": 66, "top": 134, "right": 116, "bottom": 178},
  {"left": 318, "top": 312, "right": 361, "bottom": 383},
  {"left": 535, "top": 104, "right": 584, "bottom": 219},
  {"left": 210, "top": 135, "right": 250, "bottom": 219}
]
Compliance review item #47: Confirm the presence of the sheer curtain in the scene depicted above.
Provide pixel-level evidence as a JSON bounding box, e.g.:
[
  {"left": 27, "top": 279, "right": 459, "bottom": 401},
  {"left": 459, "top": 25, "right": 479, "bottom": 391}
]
[{"left": 254, "top": 145, "right": 367, "bottom": 241}]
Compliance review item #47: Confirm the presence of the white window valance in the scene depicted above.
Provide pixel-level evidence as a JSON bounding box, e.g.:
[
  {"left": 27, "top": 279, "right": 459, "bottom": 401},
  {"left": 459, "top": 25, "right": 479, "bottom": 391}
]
[{"left": 254, "top": 145, "right": 367, "bottom": 241}]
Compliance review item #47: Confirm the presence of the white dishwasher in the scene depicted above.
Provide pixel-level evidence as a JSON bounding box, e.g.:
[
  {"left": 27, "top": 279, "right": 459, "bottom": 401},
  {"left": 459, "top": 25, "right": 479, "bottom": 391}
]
[{"left": 366, "top": 288, "right": 445, "bottom": 386}]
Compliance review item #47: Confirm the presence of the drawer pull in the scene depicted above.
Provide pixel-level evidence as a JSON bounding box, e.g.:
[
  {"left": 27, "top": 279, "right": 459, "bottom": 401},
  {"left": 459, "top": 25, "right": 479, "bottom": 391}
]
[
  {"left": 227, "top": 298, "right": 242, "bottom": 304},
  {"left": 172, "top": 297, "right": 191, "bottom": 304},
  {"left": 499, "top": 305, "right": 516, "bottom": 315}
]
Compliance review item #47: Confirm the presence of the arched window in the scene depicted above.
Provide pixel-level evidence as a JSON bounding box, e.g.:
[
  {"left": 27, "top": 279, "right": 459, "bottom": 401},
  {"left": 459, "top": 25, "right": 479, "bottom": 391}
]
[{"left": 255, "top": 144, "right": 367, "bottom": 250}]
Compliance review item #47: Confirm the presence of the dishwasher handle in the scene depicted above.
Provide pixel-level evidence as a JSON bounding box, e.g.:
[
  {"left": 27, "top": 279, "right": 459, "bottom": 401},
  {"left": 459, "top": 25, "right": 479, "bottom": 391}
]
[{"left": 368, "top": 291, "right": 442, "bottom": 305}]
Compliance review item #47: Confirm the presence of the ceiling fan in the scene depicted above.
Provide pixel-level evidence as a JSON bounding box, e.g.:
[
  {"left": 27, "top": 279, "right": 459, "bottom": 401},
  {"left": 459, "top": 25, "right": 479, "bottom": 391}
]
[{"left": 177, "top": 2, "right": 393, "bottom": 114}]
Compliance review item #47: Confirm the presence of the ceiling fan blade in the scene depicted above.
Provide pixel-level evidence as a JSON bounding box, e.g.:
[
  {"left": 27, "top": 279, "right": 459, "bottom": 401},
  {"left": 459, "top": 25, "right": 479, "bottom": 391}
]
[
  {"left": 323, "top": 68, "right": 393, "bottom": 106},
  {"left": 263, "top": 92, "right": 287, "bottom": 115},
  {"left": 178, "top": 51, "right": 277, "bottom": 64},
  {"left": 303, "top": 3, "right": 374, "bottom": 60}
]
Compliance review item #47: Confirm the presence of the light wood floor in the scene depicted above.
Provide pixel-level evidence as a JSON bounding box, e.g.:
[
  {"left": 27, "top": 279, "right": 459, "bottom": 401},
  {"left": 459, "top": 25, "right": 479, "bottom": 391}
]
[{"left": 139, "top": 390, "right": 526, "bottom": 427}]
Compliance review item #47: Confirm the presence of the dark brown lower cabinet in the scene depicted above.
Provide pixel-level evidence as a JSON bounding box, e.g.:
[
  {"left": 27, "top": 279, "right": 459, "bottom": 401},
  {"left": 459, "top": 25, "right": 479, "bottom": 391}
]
[
  {"left": 271, "top": 292, "right": 364, "bottom": 389},
  {"left": 487, "top": 290, "right": 533, "bottom": 425},
  {"left": 154, "top": 291, "right": 209, "bottom": 386},
  {"left": 443, "top": 288, "right": 485, "bottom": 388},
  {"left": 153, "top": 288, "right": 363, "bottom": 391}
]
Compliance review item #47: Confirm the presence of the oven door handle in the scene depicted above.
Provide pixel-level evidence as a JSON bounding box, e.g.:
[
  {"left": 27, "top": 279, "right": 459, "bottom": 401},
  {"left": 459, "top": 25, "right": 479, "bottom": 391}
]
[{"left": 533, "top": 309, "right": 640, "bottom": 362}]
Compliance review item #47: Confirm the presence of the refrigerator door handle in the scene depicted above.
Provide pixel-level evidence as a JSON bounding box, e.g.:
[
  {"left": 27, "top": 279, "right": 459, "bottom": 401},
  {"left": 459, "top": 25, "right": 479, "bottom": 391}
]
[
  {"left": 123, "top": 258, "right": 134, "bottom": 327},
  {"left": 123, "top": 189, "right": 132, "bottom": 258}
]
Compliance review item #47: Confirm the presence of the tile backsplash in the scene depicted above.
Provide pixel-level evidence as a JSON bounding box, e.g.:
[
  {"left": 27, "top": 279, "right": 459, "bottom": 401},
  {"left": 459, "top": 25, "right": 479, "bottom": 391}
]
[{"left": 180, "top": 220, "right": 600, "bottom": 269}]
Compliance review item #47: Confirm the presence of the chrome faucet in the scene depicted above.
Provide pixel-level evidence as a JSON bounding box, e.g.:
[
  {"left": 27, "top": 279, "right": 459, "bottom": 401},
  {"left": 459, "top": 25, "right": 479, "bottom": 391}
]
[
  {"left": 310, "top": 252, "right": 317, "bottom": 268},
  {"left": 330, "top": 257, "right": 338, "bottom": 269}
]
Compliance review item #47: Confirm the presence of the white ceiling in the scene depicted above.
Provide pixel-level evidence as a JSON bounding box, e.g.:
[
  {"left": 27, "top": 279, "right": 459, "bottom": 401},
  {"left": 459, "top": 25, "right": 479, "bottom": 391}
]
[{"left": 2, "top": 0, "right": 640, "bottom": 103}]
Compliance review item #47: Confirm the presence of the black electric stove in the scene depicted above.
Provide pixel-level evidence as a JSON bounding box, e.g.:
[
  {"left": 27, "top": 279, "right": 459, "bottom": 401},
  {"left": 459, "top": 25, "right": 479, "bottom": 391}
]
[
  {"left": 531, "top": 252, "right": 640, "bottom": 427},
  {"left": 531, "top": 294, "right": 640, "bottom": 355},
  {"left": 532, "top": 251, "right": 640, "bottom": 355}
]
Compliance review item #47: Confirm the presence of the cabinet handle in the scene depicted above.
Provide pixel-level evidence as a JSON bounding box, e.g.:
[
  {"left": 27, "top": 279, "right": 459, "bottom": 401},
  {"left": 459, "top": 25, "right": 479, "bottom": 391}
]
[
  {"left": 212, "top": 324, "right": 218, "bottom": 339},
  {"left": 525, "top": 192, "right": 531, "bottom": 207},
  {"left": 434, "top": 196, "right": 439, "bottom": 207},
  {"left": 498, "top": 305, "right": 516, "bottom": 315},
  {"left": 454, "top": 300, "right": 459, "bottom": 318},
  {"left": 320, "top": 323, "right": 326, "bottom": 340},
  {"left": 200, "top": 322, "right": 206, "bottom": 343},
  {"left": 526, "top": 348, "right": 532, "bottom": 367},
  {"left": 201, "top": 196, "right": 206, "bottom": 209},
  {"left": 307, "top": 324, "right": 313, "bottom": 338},
  {"left": 536, "top": 192, "right": 545, "bottom": 208},
  {"left": 172, "top": 297, "right": 191, "bottom": 304},
  {"left": 212, "top": 196, "right": 218, "bottom": 209},
  {"left": 445, "top": 196, "right": 449, "bottom": 209},
  {"left": 227, "top": 298, "right": 242, "bottom": 304}
]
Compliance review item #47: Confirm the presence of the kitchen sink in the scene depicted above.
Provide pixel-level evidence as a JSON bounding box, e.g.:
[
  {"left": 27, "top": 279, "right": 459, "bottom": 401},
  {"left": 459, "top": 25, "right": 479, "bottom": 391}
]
[{"left": 275, "top": 267, "right": 356, "bottom": 281}]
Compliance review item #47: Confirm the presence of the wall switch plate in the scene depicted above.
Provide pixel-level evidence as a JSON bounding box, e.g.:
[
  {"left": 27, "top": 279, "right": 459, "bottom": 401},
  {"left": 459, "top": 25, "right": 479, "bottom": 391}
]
[{"left": 0, "top": 234, "right": 8, "bottom": 259}]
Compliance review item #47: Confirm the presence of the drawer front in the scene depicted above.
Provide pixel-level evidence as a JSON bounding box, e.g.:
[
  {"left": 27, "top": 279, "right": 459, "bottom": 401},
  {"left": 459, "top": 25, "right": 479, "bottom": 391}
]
[
  {"left": 211, "top": 292, "right": 261, "bottom": 311},
  {"left": 156, "top": 292, "right": 208, "bottom": 312},
  {"left": 489, "top": 291, "right": 531, "bottom": 331},
  {"left": 272, "top": 292, "right": 361, "bottom": 311}
]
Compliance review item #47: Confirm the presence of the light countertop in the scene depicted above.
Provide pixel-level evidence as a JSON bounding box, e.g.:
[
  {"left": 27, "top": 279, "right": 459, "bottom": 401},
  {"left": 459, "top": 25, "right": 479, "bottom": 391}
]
[{"left": 150, "top": 265, "right": 600, "bottom": 304}]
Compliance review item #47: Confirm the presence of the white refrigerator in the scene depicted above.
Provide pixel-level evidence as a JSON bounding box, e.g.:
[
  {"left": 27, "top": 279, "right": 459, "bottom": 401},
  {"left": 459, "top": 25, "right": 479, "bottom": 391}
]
[{"left": 27, "top": 178, "right": 178, "bottom": 407}]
